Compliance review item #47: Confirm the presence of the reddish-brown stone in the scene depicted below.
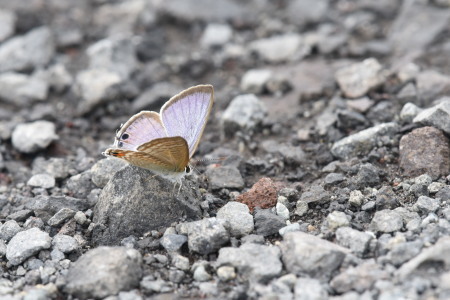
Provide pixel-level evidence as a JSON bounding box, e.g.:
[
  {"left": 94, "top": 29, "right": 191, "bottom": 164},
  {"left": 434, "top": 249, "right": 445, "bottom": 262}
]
[
  {"left": 399, "top": 126, "right": 450, "bottom": 179},
  {"left": 236, "top": 177, "right": 281, "bottom": 212}
]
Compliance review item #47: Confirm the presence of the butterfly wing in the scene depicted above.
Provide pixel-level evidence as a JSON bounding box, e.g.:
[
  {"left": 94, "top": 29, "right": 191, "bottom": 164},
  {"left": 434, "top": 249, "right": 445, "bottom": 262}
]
[
  {"left": 114, "top": 111, "right": 167, "bottom": 150},
  {"left": 105, "top": 136, "right": 189, "bottom": 173},
  {"left": 160, "top": 85, "right": 214, "bottom": 158}
]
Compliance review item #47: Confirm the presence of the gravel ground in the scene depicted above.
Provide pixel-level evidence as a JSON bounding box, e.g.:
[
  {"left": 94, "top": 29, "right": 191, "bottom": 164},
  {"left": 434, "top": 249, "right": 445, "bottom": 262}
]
[{"left": 0, "top": 0, "right": 450, "bottom": 299}]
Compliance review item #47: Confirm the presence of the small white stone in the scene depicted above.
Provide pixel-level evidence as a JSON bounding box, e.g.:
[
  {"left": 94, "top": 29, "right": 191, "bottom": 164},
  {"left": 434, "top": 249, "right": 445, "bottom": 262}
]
[
  {"left": 276, "top": 202, "right": 290, "bottom": 220},
  {"left": 27, "top": 173, "right": 56, "bottom": 189},
  {"left": 217, "top": 266, "right": 236, "bottom": 281}
]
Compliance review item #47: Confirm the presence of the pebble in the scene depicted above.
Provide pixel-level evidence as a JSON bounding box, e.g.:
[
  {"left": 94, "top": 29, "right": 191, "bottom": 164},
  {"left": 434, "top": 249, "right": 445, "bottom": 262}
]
[
  {"left": 414, "top": 196, "right": 440, "bottom": 214},
  {"left": 205, "top": 166, "right": 244, "bottom": 190},
  {"left": 279, "top": 223, "right": 301, "bottom": 237},
  {"left": 324, "top": 172, "right": 346, "bottom": 187},
  {"left": 386, "top": 240, "right": 423, "bottom": 267},
  {"left": 399, "top": 102, "right": 421, "bottom": 123},
  {"left": 331, "top": 122, "right": 399, "bottom": 160},
  {"left": 397, "top": 83, "right": 418, "bottom": 105},
  {"left": 249, "top": 33, "right": 307, "bottom": 63},
  {"left": 74, "top": 211, "right": 87, "bottom": 225},
  {"left": 300, "top": 185, "right": 330, "bottom": 204},
  {"left": 180, "top": 217, "right": 229, "bottom": 255},
  {"left": 0, "top": 72, "right": 49, "bottom": 105},
  {"left": 171, "top": 254, "right": 190, "bottom": 271},
  {"left": 254, "top": 209, "right": 286, "bottom": 236},
  {"left": 428, "top": 182, "right": 445, "bottom": 194},
  {"left": 217, "top": 243, "right": 282, "bottom": 282},
  {"left": 334, "top": 58, "right": 385, "bottom": 98},
  {"left": 32, "top": 157, "right": 70, "bottom": 180},
  {"left": 27, "top": 174, "right": 56, "bottom": 189},
  {"left": 52, "top": 234, "right": 79, "bottom": 253},
  {"left": 348, "top": 190, "right": 364, "bottom": 207},
  {"left": 240, "top": 69, "right": 272, "bottom": 94},
  {"left": 47, "top": 208, "right": 76, "bottom": 227},
  {"left": 6, "top": 227, "right": 51, "bottom": 266},
  {"left": 200, "top": 23, "right": 232, "bottom": 48},
  {"left": 370, "top": 209, "right": 403, "bottom": 233},
  {"left": 160, "top": 234, "right": 188, "bottom": 252},
  {"left": 276, "top": 203, "right": 290, "bottom": 220},
  {"left": 0, "top": 220, "right": 21, "bottom": 242},
  {"left": 216, "top": 266, "right": 236, "bottom": 282},
  {"left": 216, "top": 201, "right": 254, "bottom": 237},
  {"left": 221, "top": 94, "right": 267, "bottom": 138},
  {"left": 399, "top": 126, "right": 450, "bottom": 180},
  {"left": 413, "top": 98, "right": 450, "bottom": 134},
  {"left": 11, "top": 121, "right": 58, "bottom": 153},
  {"left": 261, "top": 140, "right": 307, "bottom": 165},
  {"left": 294, "top": 278, "right": 328, "bottom": 300},
  {"left": 192, "top": 262, "right": 211, "bottom": 282},
  {"left": 327, "top": 211, "right": 350, "bottom": 230},
  {"left": 26, "top": 195, "right": 90, "bottom": 223},
  {"left": 294, "top": 200, "right": 309, "bottom": 217},
  {"left": 64, "top": 247, "right": 142, "bottom": 299},
  {"left": 335, "top": 227, "right": 373, "bottom": 256}
]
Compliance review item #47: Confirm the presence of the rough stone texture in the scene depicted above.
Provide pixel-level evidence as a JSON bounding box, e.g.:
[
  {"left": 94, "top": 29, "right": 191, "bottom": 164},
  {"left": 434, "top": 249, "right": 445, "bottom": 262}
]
[
  {"left": 331, "top": 122, "right": 399, "bottom": 160},
  {"left": 26, "top": 195, "right": 90, "bottom": 223},
  {"left": 90, "top": 158, "right": 127, "bottom": 188},
  {"left": 334, "top": 58, "right": 385, "bottom": 99},
  {"left": 236, "top": 178, "right": 279, "bottom": 212},
  {"left": 11, "top": 121, "right": 58, "bottom": 153},
  {"left": 27, "top": 173, "right": 56, "bottom": 189},
  {"left": 413, "top": 99, "right": 450, "bottom": 134},
  {"left": 64, "top": 247, "right": 142, "bottom": 299},
  {"left": 335, "top": 227, "right": 373, "bottom": 256},
  {"left": 370, "top": 210, "right": 403, "bottom": 233},
  {"left": 6, "top": 228, "right": 51, "bottom": 266},
  {"left": 216, "top": 201, "right": 254, "bottom": 237},
  {"left": 399, "top": 127, "right": 450, "bottom": 180},
  {"left": 217, "top": 243, "right": 282, "bottom": 283},
  {"left": 0, "top": 220, "right": 21, "bottom": 242},
  {"left": 178, "top": 217, "right": 229, "bottom": 255},
  {"left": 93, "top": 166, "right": 202, "bottom": 245},
  {"left": 279, "top": 232, "right": 349, "bottom": 280},
  {"left": 205, "top": 166, "right": 244, "bottom": 190},
  {"left": 254, "top": 209, "right": 286, "bottom": 237},
  {"left": 52, "top": 234, "right": 79, "bottom": 253}
]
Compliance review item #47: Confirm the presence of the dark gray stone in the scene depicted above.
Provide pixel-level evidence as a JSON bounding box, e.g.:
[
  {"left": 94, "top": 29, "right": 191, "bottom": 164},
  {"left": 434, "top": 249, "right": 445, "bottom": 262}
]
[
  {"left": 324, "top": 173, "right": 346, "bottom": 187},
  {"left": 93, "top": 166, "right": 202, "bottom": 245},
  {"left": 217, "top": 243, "right": 282, "bottom": 283},
  {"left": 178, "top": 217, "right": 229, "bottom": 255},
  {"left": 355, "top": 163, "right": 380, "bottom": 188},
  {"left": 376, "top": 186, "right": 399, "bottom": 210},
  {"left": 300, "top": 185, "right": 330, "bottom": 203},
  {"left": 26, "top": 195, "right": 90, "bottom": 223},
  {"left": 254, "top": 209, "right": 286, "bottom": 236},
  {"left": 91, "top": 158, "right": 127, "bottom": 188},
  {"left": 47, "top": 208, "right": 76, "bottom": 227},
  {"left": 64, "top": 247, "right": 142, "bottom": 299},
  {"left": 205, "top": 166, "right": 244, "bottom": 190},
  {"left": 6, "top": 228, "right": 51, "bottom": 266},
  {"left": 280, "top": 232, "right": 349, "bottom": 280}
]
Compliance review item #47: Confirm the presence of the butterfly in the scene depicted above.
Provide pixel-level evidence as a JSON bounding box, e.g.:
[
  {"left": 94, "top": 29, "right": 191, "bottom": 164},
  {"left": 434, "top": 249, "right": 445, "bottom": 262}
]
[{"left": 103, "top": 84, "right": 214, "bottom": 188}]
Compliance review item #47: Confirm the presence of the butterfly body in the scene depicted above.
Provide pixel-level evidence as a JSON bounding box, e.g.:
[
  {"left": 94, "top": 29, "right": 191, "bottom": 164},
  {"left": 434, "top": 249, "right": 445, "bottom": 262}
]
[{"left": 103, "top": 85, "right": 214, "bottom": 184}]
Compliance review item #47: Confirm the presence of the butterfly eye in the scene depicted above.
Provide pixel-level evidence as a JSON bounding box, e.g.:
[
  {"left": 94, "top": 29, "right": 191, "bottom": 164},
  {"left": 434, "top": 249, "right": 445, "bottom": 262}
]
[
  {"left": 121, "top": 133, "right": 129, "bottom": 140},
  {"left": 185, "top": 165, "right": 191, "bottom": 173}
]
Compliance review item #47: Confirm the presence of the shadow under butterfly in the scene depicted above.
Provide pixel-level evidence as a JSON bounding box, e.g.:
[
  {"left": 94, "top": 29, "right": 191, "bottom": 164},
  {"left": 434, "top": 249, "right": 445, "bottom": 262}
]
[{"left": 103, "top": 84, "right": 214, "bottom": 193}]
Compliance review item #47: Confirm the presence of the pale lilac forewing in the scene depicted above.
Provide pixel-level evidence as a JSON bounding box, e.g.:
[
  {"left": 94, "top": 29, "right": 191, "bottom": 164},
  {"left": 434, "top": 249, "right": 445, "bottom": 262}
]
[
  {"left": 114, "top": 111, "right": 167, "bottom": 150},
  {"left": 161, "top": 85, "right": 214, "bottom": 158}
]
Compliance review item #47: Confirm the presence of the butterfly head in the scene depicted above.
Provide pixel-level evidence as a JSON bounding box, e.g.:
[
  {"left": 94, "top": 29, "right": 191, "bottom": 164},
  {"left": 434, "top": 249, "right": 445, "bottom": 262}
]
[{"left": 103, "top": 149, "right": 126, "bottom": 158}]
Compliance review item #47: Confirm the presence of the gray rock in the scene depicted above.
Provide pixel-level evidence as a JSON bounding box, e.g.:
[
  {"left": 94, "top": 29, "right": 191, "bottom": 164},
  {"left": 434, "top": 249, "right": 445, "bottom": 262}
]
[
  {"left": 327, "top": 211, "right": 350, "bottom": 230},
  {"left": 370, "top": 209, "right": 403, "bottom": 233},
  {"left": 386, "top": 240, "right": 423, "bottom": 267},
  {"left": 192, "top": 262, "right": 212, "bottom": 282},
  {"left": 413, "top": 98, "right": 450, "bottom": 134},
  {"left": 27, "top": 174, "right": 55, "bottom": 189},
  {"left": 216, "top": 201, "right": 254, "bottom": 237},
  {"left": 0, "top": 9, "right": 15, "bottom": 42},
  {"left": 330, "top": 261, "right": 389, "bottom": 294},
  {"left": 140, "top": 277, "right": 173, "bottom": 294},
  {"left": 335, "top": 227, "right": 373, "bottom": 256},
  {"left": 254, "top": 209, "right": 286, "bottom": 236},
  {"left": 0, "top": 26, "right": 54, "bottom": 72},
  {"left": 355, "top": 163, "right": 381, "bottom": 188},
  {"left": 74, "top": 69, "right": 121, "bottom": 114},
  {"left": 205, "top": 166, "right": 244, "bottom": 190},
  {"left": 39, "top": 64, "right": 73, "bottom": 93},
  {"left": 32, "top": 157, "right": 71, "bottom": 180},
  {"left": 65, "top": 247, "right": 142, "bottom": 299},
  {"left": 93, "top": 166, "right": 202, "bottom": 245},
  {"left": 397, "top": 83, "right": 417, "bottom": 105},
  {"left": 324, "top": 172, "right": 346, "bottom": 187},
  {"left": 348, "top": 190, "right": 364, "bottom": 207},
  {"left": 171, "top": 254, "right": 190, "bottom": 271},
  {"left": 397, "top": 236, "right": 450, "bottom": 280},
  {"left": 334, "top": 58, "right": 386, "bottom": 98},
  {"left": 249, "top": 34, "right": 308, "bottom": 63},
  {"left": 294, "top": 200, "right": 309, "bottom": 217},
  {"left": 65, "top": 171, "right": 97, "bottom": 199},
  {"left": 300, "top": 185, "right": 330, "bottom": 203},
  {"left": 217, "top": 243, "right": 282, "bottom": 283},
  {"left": 261, "top": 140, "right": 307, "bottom": 165},
  {"left": 157, "top": 0, "right": 245, "bottom": 23},
  {"left": 346, "top": 97, "right": 374, "bottom": 113},
  {"left": 7, "top": 209, "right": 33, "bottom": 222},
  {"left": 0, "top": 72, "right": 49, "bottom": 105},
  {"left": 90, "top": 157, "right": 128, "bottom": 188},
  {"left": 240, "top": 69, "right": 272, "bottom": 94},
  {"left": 241, "top": 234, "right": 265, "bottom": 245},
  {"left": 131, "top": 82, "right": 182, "bottom": 113},
  {"left": 331, "top": 122, "right": 399, "bottom": 159},
  {"left": 416, "top": 71, "right": 450, "bottom": 106},
  {"left": 179, "top": 217, "right": 229, "bottom": 255},
  {"left": 280, "top": 231, "right": 349, "bottom": 280},
  {"left": 0, "top": 220, "right": 21, "bottom": 241},
  {"left": 388, "top": 0, "right": 450, "bottom": 56},
  {"left": 287, "top": 0, "right": 328, "bottom": 26},
  {"left": 279, "top": 223, "right": 301, "bottom": 237},
  {"left": 52, "top": 234, "right": 79, "bottom": 254},
  {"left": 399, "top": 102, "right": 421, "bottom": 123},
  {"left": 74, "top": 211, "right": 87, "bottom": 225},
  {"left": 47, "top": 208, "right": 76, "bottom": 227},
  {"left": 294, "top": 278, "right": 328, "bottom": 300},
  {"left": 6, "top": 228, "right": 51, "bottom": 266},
  {"left": 11, "top": 121, "right": 58, "bottom": 153},
  {"left": 87, "top": 37, "right": 137, "bottom": 80},
  {"left": 276, "top": 203, "right": 289, "bottom": 220},
  {"left": 160, "top": 234, "right": 187, "bottom": 252},
  {"left": 25, "top": 195, "right": 90, "bottom": 222},
  {"left": 201, "top": 23, "right": 232, "bottom": 48},
  {"left": 428, "top": 182, "right": 445, "bottom": 194},
  {"left": 414, "top": 196, "right": 440, "bottom": 214},
  {"left": 221, "top": 94, "right": 267, "bottom": 137}
]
